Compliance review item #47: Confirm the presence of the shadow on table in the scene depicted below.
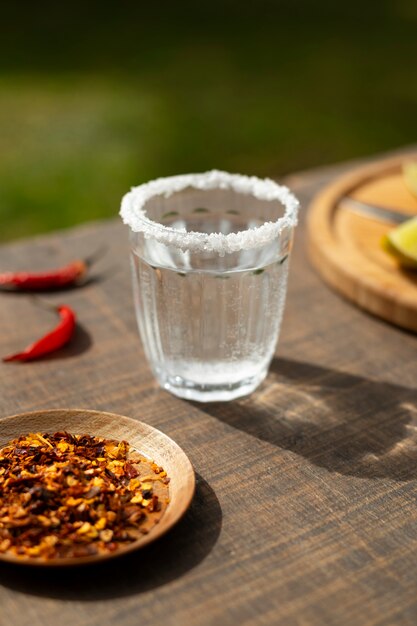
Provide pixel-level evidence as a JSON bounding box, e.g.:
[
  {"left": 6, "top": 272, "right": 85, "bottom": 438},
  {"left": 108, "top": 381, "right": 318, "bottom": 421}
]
[
  {"left": 198, "top": 357, "right": 417, "bottom": 482},
  {"left": 0, "top": 475, "right": 221, "bottom": 599}
]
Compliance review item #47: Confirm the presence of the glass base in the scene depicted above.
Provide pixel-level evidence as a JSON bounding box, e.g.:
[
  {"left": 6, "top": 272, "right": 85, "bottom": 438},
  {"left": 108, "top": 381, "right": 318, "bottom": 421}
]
[{"left": 157, "top": 369, "right": 268, "bottom": 402}]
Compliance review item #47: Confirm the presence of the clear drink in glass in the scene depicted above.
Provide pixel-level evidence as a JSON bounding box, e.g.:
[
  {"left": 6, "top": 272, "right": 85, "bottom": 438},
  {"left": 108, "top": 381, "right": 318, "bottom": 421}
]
[{"left": 121, "top": 171, "right": 299, "bottom": 402}]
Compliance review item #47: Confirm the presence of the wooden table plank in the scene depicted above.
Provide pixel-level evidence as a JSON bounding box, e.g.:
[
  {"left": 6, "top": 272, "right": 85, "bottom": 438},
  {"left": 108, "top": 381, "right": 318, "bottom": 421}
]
[{"left": 1, "top": 149, "right": 417, "bottom": 626}]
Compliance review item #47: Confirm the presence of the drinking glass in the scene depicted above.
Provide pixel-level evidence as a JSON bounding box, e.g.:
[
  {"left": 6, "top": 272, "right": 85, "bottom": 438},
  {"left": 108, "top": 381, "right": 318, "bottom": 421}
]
[{"left": 121, "top": 170, "right": 299, "bottom": 402}]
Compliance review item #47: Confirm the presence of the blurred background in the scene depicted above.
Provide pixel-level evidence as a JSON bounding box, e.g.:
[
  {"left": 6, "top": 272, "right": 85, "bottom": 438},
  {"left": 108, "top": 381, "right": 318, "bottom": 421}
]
[{"left": 0, "top": 0, "right": 416, "bottom": 241}]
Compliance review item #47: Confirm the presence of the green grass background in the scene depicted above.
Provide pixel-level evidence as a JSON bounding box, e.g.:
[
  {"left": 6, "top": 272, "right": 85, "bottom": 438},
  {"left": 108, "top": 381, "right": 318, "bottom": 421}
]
[{"left": 0, "top": 0, "right": 416, "bottom": 241}]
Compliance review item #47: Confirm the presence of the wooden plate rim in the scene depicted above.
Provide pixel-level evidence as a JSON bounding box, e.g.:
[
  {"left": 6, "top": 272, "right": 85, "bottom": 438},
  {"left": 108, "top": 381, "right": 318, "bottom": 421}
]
[
  {"left": 0, "top": 408, "right": 196, "bottom": 567},
  {"left": 307, "top": 152, "right": 417, "bottom": 331}
]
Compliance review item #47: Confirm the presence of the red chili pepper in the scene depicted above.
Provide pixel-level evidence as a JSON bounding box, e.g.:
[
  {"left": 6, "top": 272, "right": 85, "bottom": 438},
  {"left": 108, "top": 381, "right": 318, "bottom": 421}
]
[
  {"left": 0, "top": 247, "right": 105, "bottom": 291},
  {"left": 3, "top": 305, "right": 76, "bottom": 362}
]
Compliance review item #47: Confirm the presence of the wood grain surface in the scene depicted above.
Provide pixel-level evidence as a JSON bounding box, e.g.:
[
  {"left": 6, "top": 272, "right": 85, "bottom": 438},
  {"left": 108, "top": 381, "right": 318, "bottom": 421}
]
[
  {"left": 1, "top": 148, "right": 417, "bottom": 626},
  {"left": 307, "top": 153, "right": 417, "bottom": 332}
]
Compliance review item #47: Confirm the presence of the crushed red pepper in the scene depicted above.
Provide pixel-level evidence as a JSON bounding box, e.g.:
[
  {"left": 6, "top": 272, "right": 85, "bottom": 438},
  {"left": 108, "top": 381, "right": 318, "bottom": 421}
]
[{"left": 0, "top": 432, "right": 170, "bottom": 560}]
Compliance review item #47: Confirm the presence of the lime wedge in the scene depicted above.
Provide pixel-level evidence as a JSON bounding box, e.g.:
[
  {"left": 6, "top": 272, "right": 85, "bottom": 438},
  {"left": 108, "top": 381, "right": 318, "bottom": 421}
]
[
  {"left": 382, "top": 216, "right": 417, "bottom": 268},
  {"left": 403, "top": 162, "right": 417, "bottom": 199}
]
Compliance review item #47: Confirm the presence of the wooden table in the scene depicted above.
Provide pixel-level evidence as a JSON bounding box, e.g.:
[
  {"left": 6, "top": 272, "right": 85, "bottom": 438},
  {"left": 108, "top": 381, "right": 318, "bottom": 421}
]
[{"left": 1, "top": 149, "right": 417, "bottom": 626}]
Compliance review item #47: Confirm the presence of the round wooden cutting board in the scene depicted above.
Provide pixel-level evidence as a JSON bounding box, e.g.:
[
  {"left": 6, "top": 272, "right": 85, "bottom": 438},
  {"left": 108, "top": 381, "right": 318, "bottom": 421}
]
[{"left": 307, "top": 153, "right": 417, "bottom": 332}]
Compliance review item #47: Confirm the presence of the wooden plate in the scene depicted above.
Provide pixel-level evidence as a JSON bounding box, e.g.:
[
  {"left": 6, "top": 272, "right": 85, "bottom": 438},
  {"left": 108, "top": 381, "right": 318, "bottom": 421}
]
[
  {"left": 307, "top": 153, "right": 417, "bottom": 332},
  {"left": 0, "top": 409, "right": 195, "bottom": 566}
]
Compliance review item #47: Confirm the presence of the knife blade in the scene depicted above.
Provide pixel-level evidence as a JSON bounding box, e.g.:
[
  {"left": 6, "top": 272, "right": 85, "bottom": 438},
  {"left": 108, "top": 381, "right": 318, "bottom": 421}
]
[{"left": 339, "top": 197, "right": 416, "bottom": 225}]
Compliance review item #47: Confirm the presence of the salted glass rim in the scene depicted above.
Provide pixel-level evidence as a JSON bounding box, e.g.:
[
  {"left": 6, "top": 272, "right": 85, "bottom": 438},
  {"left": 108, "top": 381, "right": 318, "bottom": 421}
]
[{"left": 120, "top": 169, "right": 300, "bottom": 254}]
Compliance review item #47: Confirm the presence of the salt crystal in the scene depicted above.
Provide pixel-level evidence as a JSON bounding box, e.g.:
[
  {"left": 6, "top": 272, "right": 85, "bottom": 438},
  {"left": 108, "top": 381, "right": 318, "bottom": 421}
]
[{"left": 120, "top": 170, "right": 299, "bottom": 254}]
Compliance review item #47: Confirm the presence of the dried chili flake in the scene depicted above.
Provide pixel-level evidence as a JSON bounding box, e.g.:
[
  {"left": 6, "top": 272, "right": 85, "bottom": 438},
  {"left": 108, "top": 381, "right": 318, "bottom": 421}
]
[{"left": 0, "top": 432, "right": 170, "bottom": 560}]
